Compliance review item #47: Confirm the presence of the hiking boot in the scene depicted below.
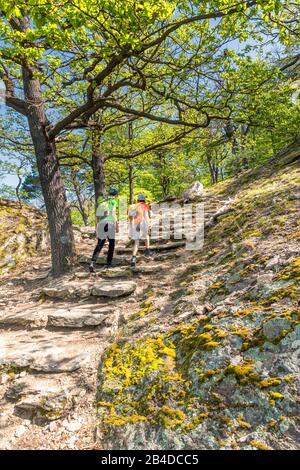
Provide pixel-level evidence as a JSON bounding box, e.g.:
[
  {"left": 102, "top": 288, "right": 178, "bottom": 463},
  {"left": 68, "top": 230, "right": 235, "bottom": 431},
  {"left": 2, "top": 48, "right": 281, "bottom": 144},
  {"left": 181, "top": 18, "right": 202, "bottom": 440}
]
[
  {"left": 144, "top": 248, "right": 153, "bottom": 258},
  {"left": 89, "top": 262, "right": 95, "bottom": 273},
  {"left": 130, "top": 256, "right": 137, "bottom": 267}
]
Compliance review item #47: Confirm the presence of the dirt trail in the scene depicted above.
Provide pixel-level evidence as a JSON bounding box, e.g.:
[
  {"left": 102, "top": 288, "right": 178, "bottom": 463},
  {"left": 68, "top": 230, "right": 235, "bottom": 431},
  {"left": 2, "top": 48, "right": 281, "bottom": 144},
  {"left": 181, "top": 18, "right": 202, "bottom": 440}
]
[{"left": 0, "top": 195, "right": 225, "bottom": 449}]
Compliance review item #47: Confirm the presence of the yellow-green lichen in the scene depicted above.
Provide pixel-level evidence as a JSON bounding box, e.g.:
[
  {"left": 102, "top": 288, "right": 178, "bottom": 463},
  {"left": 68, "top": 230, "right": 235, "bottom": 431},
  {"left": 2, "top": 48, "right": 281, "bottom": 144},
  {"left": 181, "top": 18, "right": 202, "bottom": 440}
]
[
  {"left": 258, "top": 377, "right": 282, "bottom": 388},
  {"left": 268, "top": 391, "right": 284, "bottom": 400},
  {"left": 159, "top": 406, "right": 186, "bottom": 428},
  {"left": 225, "top": 361, "right": 260, "bottom": 385},
  {"left": 198, "top": 368, "right": 222, "bottom": 382},
  {"left": 233, "top": 306, "right": 266, "bottom": 317},
  {"left": 242, "top": 229, "right": 262, "bottom": 238},
  {"left": 182, "top": 412, "right": 209, "bottom": 432},
  {"left": 276, "top": 257, "right": 300, "bottom": 283},
  {"left": 230, "top": 325, "right": 252, "bottom": 339},
  {"left": 237, "top": 417, "right": 252, "bottom": 429},
  {"left": 263, "top": 285, "right": 299, "bottom": 305},
  {"left": 173, "top": 322, "right": 222, "bottom": 370},
  {"left": 97, "top": 315, "right": 226, "bottom": 433},
  {"left": 130, "top": 299, "right": 155, "bottom": 321},
  {"left": 288, "top": 228, "right": 300, "bottom": 239},
  {"left": 97, "top": 334, "right": 195, "bottom": 430},
  {"left": 219, "top": 416, "right": 232, "bottom": 425},
  {"left": 250, "top": 440, "right": 272, "bottom": 451}
]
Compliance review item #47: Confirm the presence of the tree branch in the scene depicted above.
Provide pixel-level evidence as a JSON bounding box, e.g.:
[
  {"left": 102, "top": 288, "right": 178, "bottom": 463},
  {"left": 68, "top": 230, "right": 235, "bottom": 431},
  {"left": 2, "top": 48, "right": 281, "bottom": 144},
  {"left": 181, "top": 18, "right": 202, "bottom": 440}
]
[
  {"left": 101, "top": 100, "right": 210, "bottom": 128},
  {"left": 0, "top": 67, "right": 28, "bottom": 116},
  {"left": 105, "top": 128, "right": 197, "bottom": 161}
]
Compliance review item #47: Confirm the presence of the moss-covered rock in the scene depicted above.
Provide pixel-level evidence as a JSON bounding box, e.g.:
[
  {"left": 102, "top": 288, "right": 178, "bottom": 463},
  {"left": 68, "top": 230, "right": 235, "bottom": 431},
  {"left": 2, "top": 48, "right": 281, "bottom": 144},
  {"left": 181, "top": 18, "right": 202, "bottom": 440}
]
[{"left": 0, "top": 199, "right": 48, "bottom": 274}]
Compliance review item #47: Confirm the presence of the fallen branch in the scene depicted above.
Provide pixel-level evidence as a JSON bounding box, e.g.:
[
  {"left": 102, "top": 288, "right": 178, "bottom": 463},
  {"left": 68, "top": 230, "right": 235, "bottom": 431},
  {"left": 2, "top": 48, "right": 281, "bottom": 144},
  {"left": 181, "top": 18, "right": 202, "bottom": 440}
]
[{"left": 205, "top": 201, "right": 235, "bottom": 229}]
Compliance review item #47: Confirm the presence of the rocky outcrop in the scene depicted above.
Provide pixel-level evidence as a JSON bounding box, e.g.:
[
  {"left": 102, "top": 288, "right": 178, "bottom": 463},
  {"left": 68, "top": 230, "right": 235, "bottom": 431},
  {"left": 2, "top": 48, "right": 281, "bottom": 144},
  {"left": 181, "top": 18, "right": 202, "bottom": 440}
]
[
  {"left": 0, "top": 199, "right": 48, "bottom": 274},
  {"left": 182, "top": 181, "right": 204, "bottom": 201},
  {"left": 96, "top": 309, "right": 300, "bottom": 450}
]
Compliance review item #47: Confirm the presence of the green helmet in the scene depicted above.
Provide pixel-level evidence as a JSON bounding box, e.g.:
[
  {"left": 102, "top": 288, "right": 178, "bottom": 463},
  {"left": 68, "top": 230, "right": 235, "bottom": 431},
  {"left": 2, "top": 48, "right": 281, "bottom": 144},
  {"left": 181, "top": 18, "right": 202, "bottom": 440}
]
[{"left": 109, "top": 187, "right": 119, "bottom": 196}]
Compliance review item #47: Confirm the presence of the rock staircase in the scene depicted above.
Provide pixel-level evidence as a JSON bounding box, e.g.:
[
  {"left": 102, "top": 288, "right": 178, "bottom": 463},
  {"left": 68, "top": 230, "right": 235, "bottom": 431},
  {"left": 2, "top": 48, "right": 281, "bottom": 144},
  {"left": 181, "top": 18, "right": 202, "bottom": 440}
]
[{"left": 0, "top": 194, "right": 229, "bottom": 449}]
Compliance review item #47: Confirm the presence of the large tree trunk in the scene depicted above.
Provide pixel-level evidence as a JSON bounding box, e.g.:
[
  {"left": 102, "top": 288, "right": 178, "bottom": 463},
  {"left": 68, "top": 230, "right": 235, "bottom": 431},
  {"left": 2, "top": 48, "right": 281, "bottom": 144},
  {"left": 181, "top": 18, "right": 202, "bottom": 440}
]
[
  {"left": 91, "top": 129, "right": 106, "bottom": 209},
  {"left": 22, "top": 66, "right": 75, "bottom": 276}
]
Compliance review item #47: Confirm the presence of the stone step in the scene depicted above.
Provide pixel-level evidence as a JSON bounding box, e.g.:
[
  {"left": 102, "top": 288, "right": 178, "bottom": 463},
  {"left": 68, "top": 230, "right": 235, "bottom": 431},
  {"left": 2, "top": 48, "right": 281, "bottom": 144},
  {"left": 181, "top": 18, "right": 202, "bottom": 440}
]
[
  {"left": 41, "top": 279, "right": 136, "bottom": 300},
  {"left": 152, "top": 251, "right": 182, "bottom": 262},
  {"left": 74, "top": 264, "right": 163, "bottom": 280},
  {"left": 150, "top": 218, "right": 211, "bottom": 228},
  {"left": 80, "top": 232, "right": 203, "bottom": 249},
  {"left": 116, "top": 241, "right": 185, "bottom": 254},
  {"left": 0, "top": 304, "right": 118, "bottom": 330},
  {"left": 131, "top": 235, "right": 188, "bottom": 245},
  {"left": 91, "top": 281, "right": 136, "bottom": 298},
  {"left": 0, "top": 310, "right": 48, "bottom": 329},
  {"left": 81, "top": 251, "right": 181, "bottom": 264},
  {"left": 78, "top": 219, "right": 211, "bottom": 247},
  {"left": 79, "top": 254, "right": 163, "bottom": 267},
  {"left": 0, "top": 330, "right": 92, "bottom": 372},
  {"left": 78, "top": 255, "right": 126, "bottom": 266},
  {"left": 48, "top": 306, "right": 117, "bottom": 328}
]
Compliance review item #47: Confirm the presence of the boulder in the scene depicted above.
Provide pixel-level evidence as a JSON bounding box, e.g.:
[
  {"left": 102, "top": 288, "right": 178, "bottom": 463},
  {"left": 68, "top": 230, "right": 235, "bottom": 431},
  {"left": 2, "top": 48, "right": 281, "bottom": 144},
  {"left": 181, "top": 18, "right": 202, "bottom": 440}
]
[
  {"left": 183, "top": 181, "right": 204, "bottom": 201},
  {"left": 92, "top": 281, "right": 136, "bottom": 298}
]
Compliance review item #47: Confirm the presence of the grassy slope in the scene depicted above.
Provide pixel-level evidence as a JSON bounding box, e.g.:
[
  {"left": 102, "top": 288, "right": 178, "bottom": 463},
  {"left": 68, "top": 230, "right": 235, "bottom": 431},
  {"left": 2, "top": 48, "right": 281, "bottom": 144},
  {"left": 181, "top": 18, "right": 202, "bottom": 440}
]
[{"left": 97, "top": 157, "right": 300, "bottom": 450}]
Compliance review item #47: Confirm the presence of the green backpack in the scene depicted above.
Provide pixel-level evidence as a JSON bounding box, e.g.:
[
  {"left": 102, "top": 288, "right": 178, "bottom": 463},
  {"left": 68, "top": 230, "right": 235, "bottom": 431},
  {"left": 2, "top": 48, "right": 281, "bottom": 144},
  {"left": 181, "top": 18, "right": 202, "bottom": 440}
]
[{"left": 96, "top": 197, "right": 114, "bottom": 220}]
